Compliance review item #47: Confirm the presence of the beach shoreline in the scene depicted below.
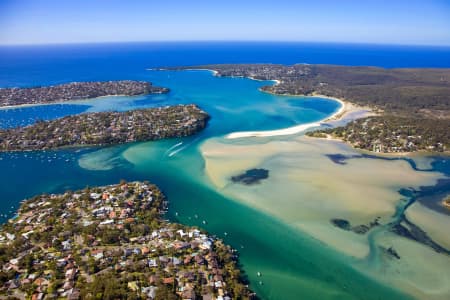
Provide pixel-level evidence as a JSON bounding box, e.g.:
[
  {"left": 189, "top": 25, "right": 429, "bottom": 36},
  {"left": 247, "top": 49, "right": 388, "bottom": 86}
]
[{"left": 225, "top": 94, "right": 371, "bottom": 139}]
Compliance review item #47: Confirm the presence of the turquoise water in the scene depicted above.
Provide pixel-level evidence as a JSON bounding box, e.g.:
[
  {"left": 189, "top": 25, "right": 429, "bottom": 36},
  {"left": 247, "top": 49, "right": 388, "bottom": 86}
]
[{"left": 0, "top": 69, "right": 419, "bottom": 299}]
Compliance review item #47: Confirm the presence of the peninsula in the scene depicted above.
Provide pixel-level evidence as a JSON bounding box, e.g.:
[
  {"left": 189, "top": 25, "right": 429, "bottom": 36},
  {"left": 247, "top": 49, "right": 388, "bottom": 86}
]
[
  {"left": 0, "top": 181, "right": 254, "bottom": 299},
  {"left": 0, "top": 104, "right": 209, "bottom": 151},
  {"left": 173, "top": 64, "right": 450, "bottom": 153},
  {"left": 0, "top": 80, "right": 169, "bottom": 108}
]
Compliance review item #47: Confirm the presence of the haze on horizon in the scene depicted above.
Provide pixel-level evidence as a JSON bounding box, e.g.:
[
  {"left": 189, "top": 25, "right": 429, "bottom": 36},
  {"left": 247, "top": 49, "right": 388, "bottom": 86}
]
[{"left": 0, "top": 0, "right": 450, "bottom": 46}]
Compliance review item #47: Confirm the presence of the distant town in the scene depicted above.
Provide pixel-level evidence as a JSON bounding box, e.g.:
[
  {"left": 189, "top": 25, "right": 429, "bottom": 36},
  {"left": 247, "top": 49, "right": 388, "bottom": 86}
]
[
  {"left": 0, "top": 104, "right": 209, "bottom": 151},
  {"left": 0, "top": 181, "right": 254, "bottom": 299},
  {"left": 0, "top": 80, "right": 169, "bottom": 107},
  {"left": 175, "top": 64, "right": 450, "bottom": 153}
]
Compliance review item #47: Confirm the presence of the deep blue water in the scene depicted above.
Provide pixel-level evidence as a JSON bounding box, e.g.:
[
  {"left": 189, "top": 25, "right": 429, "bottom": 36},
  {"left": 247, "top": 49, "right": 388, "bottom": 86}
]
[
  {"left": 0, "top": 104, "right": 90, "bottom": 128},
  {"left": 1, "top": 42, "right": 450, "bottom": 88}
]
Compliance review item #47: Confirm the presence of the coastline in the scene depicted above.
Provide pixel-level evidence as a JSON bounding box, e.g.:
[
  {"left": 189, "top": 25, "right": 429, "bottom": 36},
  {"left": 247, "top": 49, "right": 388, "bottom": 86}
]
[
  {"left": 197, "top": 69, "right": 446, "bottom": 157},
  {"left": 310, "top": 94, "right": 376, "bottom": 122},
  {"left": 226, "top": 121, "right": 322, "bottom": 139},
  {"left": 153, "top": 68, "right": 220, "bottom": 77},
  {"left": 186, "top": 68, "right": 219, "bottom": 76},
  {"left": 307, "top": 134, "right": 450, "bottom": 158},
  {"left": 225, "top": 94, "right": 369, "bottom": 139},
  {"left": 0, "top": 102, "right": 56, "bottom": 110},
  {"left": 177, "top": 67, "right": 281, "bottom": 85},
  {"left": 0, "top": 93, "right": 147, "bottom": 110}
]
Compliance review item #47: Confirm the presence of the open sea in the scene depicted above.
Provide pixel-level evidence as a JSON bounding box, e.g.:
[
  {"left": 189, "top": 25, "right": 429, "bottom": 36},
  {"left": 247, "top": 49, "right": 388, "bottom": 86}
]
[{"left": 1, "top": 42, "right": 450, "bottom": 299}]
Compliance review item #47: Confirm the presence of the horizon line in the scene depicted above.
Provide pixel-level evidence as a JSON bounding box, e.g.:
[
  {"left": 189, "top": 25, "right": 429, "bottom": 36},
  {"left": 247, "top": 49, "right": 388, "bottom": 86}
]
[{"left": 1, "top": 40, "right": 450, "bottom": 48}]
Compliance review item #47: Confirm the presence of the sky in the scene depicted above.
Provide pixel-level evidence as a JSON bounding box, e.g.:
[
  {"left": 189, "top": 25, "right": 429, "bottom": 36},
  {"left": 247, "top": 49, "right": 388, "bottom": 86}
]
[{"left": 0, "top": 0, "right": 450, "bottom": 46}]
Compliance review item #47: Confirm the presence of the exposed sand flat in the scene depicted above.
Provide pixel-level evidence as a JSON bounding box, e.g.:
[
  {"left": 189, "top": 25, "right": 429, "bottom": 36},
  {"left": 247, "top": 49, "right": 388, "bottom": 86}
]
[
  {"left": 298, "top": 222, "right": 371, "bottom": 258},
  {"left": 201, "top": 135, "right": 448, "bottom": 298},
  {"left": 405, "top": 202, "right": 450, "bottom": 249},
  {"left": 409, "top": 155, "right": 437, "bottom": 170},
  {"left": 201, "top": 136, "right": 442, "bottom": 244}
]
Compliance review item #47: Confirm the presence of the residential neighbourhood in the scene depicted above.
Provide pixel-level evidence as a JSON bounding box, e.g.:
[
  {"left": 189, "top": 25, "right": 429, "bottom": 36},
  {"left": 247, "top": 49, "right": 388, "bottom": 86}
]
[
  {"left": 0, "top": 104, "right": 210, "bottom": 151},
  {"left": 0, "top": 81, "right": 169, "bottom": 107},
  {"left": 308, "top": 116, "right": 448, "bottom": 153},
  {"left": 0, "top": 181, "right": 253, "bottom": 299}
]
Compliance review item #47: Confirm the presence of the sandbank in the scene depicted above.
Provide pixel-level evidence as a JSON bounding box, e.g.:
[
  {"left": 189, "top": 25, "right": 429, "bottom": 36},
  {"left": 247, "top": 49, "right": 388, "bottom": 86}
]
[
  {"left": 226, "top": 122, "right": 322, "bottom": 139},
  {"left": 201, "top": 135, "right": 448, "bottom": 298}
]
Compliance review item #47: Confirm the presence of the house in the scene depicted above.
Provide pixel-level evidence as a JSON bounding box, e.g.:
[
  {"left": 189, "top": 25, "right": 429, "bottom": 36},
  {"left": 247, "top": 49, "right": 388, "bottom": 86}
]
[
  {"left": 90, "top": 193, "right": 101, "bottom": 200},
  {"left": 33, "top": 277, "right": 49, "bottom": 287},
  {"left": 177, "top": 229, "right": 187, "bottom": 237},
  {"left": 148, "top": 259, "right": 158, "bottom": 267},
  {"left": 199, "top": 240, "right": 212, "bottom": 250},
  {"left": 99, "top": 219, "right": 114, "bottom": 226},
  {"left": 184, "top": 255, "right": 192, "bottom": 265},
  {"left": 163, "top": 277, "right": 174, "bottom": 285},
  {"left": 174, "top": 241, "right": 190, "bottom": 250},
  {"left": 91, "top": 249, "right": 104, "bottom": 260},
  {"left": 148, "top": 275, "right": 159, "bottom": 285},
  {"left": 172, "top": 257, "right": 181, "bottom": 266},
  {"left": 62, "top": 240, "right": 71, "bottom": 250}
]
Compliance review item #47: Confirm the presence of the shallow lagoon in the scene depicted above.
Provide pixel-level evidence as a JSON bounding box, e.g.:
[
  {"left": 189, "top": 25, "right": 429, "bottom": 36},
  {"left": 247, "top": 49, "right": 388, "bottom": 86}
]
[{"left": 0, "top": 70, "right": 449, "bottom": 299}]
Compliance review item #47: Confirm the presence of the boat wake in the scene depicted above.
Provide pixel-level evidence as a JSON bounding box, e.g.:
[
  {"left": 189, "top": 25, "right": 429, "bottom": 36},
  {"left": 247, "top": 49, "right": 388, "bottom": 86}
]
[{"left": 165, "top": 138, "right": 200, "bottom": 157}]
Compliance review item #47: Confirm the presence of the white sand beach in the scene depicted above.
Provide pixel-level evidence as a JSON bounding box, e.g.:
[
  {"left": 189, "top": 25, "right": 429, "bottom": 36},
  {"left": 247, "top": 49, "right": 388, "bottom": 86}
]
[
  {"left": 226, "top": 121, "right": 322, "bottom": 139},
  {"left": 225, "top": 95, "right": 371, "bottom": 139}
]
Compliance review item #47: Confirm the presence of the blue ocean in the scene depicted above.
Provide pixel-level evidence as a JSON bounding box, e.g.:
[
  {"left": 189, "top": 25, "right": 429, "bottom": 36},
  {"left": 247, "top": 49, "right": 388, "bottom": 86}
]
[{"left": 2, "top": 42, "right": 450, "bottom": 88}]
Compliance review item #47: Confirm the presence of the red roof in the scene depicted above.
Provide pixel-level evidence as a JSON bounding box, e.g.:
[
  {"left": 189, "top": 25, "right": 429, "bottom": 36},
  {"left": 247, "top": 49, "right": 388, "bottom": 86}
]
[{"left": 163, "top": 277, "right": 174, "bottom": 284}]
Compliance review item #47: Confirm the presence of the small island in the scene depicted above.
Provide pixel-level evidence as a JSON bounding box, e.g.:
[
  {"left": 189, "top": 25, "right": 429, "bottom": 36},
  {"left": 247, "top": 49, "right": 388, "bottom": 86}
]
[
  {"left": 173, "top": 64, "right": 450, "bottom": 154},
  {"left": 0, "top": 104, "right": 210, "bottom": 151},
  {"left": 0, "top": 80, "right": 169, "bottom": 107},
  {"left": 0, "top": 181, "right": 254, "bottom": 299}
]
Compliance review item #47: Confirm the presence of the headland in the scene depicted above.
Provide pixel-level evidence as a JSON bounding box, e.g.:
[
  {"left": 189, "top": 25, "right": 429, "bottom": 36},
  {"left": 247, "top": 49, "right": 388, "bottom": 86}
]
[
  {"left": 172, "top": 64, "right": 450, "bottom": 154},
  {"left": 0, "top": 104, "right": 209, "bottom": 151},
  {"left": 0, "top": 181, "right": 254, "bottom": 299},
  {"left": 0, "top": 80, "right": 169, "bottom": 108}
]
